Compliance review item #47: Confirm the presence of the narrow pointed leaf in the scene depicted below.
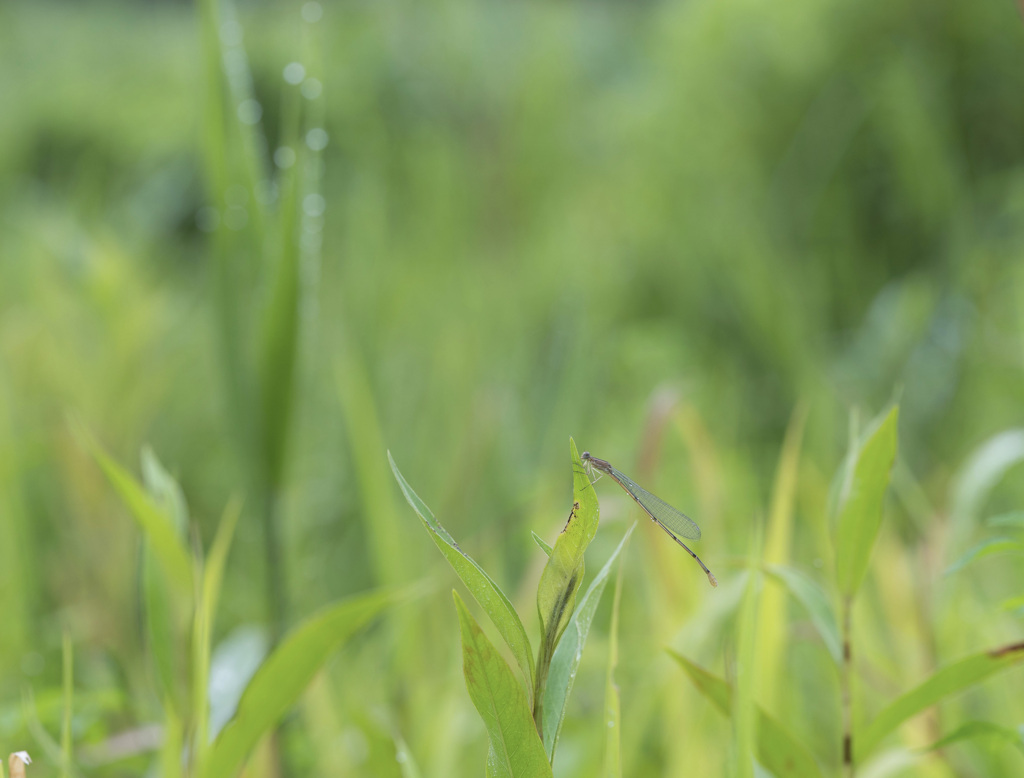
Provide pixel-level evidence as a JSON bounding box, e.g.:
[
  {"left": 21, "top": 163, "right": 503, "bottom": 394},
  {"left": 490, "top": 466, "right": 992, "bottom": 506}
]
[
  {"left": 542, "top": 525, "right": 633, "bottom": 760},
  {"left": 603, "top": 545, "right": 627, "bottom": 778},
  {"left": 79, "top": 429, "right": 193, "bottom": 596},
  {"left": 389, "top": 452, "right": 535, "bottom": 694},
  {"left": 532, "top": 531, "right": 553, "bottom": 557},
  {"left": 923, "top": 721, "right": 1024, "bottom": 755},
  {"left": 200, "top": 587, "right": 400, "bottom": 778},
  {"left": 945, "top": 537, "right": 1024, "bottom": 575},
  {"left": 765, "top": 564, "right": 842, "bottom": 664},
  {"left": 856, "top": 641, "right": 1024, "bottom": 761},
  {"left": 453, "top": 592, "right": 553, "bottom": 778},
  {"left": 833, "top": 406, "right": 899, "bottom": 598},
  {"left": 670, "top": 652, "right": 824, "bottom": 778}
]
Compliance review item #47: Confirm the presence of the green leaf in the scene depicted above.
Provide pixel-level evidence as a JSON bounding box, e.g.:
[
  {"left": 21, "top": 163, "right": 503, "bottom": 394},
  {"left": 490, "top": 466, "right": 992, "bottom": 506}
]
[
  {"left": 735, "top": 549, "right": 760, "bottom": 778},
  {"left": 856, "top": 641, "right": 1024, "bottom": 761},
  {"left": 670, "top": 652, "right": 823, "bottom": 778},
  {"left": 764, "top": 564, "right": 842, "bottom": 664},
  {"left": 603, "top": 542, "right": 627, "bottom": 778},
  {"left": 193, "top": 498, "right": 242, "bottom": 762},
  {"left": 389, "top": 452, "right": 535, "bottom": 696},
  {"left": 951, "top": 429, "right": 1024, "bottom": 537},
  {"left": 79, "top": 427, "right": 193, "bottom": 596},
  {"left": 923, "top": 720, "right": 1024, "bottom": 756},
  {"left": 453, "top": 592, "right": 553, "bottom": 778},
  {"left": 542, "top": 525, "right": 633, "bottom": 761},
  {"left": 988, "top": 511, "right": 1024, "bottom": 530},
  {"left": 833, "top": 406, "right": 899, "bottom": 598},
  {"left": 200, "top": 587, "right": 400, "bottom": 778},
  {"left": 534, "top": 439, "right": 599, "bottom": 730},
  {"left": 945, "top": 537, "right": 1024, "bottom": 575},
  {"left": 532, "top": 531, "right": 553, "bottom": 557}
]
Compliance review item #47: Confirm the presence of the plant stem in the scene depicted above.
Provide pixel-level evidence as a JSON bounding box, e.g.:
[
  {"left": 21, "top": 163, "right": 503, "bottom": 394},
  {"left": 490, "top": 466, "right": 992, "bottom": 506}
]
[{"left": 841, "top": 595, "right": 854, "bottom": 778}]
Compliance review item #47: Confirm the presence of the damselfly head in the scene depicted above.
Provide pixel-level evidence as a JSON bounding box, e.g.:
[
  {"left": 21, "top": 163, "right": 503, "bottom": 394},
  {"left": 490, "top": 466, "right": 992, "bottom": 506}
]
[{"left": 581, "top": 451, "right": 591, "bottom": 461}]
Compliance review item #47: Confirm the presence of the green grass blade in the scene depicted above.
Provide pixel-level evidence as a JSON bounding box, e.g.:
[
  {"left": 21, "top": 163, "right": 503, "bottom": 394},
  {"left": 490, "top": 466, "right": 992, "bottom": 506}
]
[
  {"left": 757, "top": 404, "right": 806, "bottom": 709},
  {"left": 78, "top": 427, "right": 193, "bottom": 596},
  {"left": 453, "top": 592, "right": 553, "bottom": 778},
  {"left": 160, "top": 705, "right": 185, "bottom": 778},
  {"left": 923, "top": 721, "right": 1024, "bottom": 756},
  {"left": 951, "top": 429, "right": 1024, "bottom": 542},
  {"left": 603, "top": 538, "right": 627, "bottom": 778},
  {"left": 542, "top": 525, "right": 633, "bottom": 762},
  {"left": 833, "top": 406, "right": 899, "bottom": 598},
  {"left": 735, "top": 548, "right": 760, "bottom": 778},
  {"left": 670, "top": 652, "right": 824, "bottom": 778},
  {"left": 764, "top": 564, "right": 842, "bottom": 664},
  {"left": 60, "top": 631, "right": 72, "bottom": 778},
  {"left": 945, "top": 537, "right": 1024, "bottom": 575},
  {"left": 856, "top": 641, "right": 1024, "bottom": 761},
  {"left": 193, "top": 497, "right": 242, "bottom": 763},
  {"left": 534, "top": 438, "right": 599, "bottom": 730},
  {"left": 389, "top": 451, "right": 535, "bottom": 694},
  {"left": 200, "top": 587, "right": 401, "bottom": 778}
]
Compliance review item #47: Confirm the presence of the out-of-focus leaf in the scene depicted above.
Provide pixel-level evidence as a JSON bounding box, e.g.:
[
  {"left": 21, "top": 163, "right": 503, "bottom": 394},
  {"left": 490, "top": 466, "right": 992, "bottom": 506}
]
[
  {"left": 393, "top": 730, "right": 423, "bottom": 778},
  {"left": 534, "top": 439, "right": 599, "bottom": 729},
  {"left": 765, "top": 564, "right": 842, "bottom": 663},
  {"left": 923, "top": 720, "right": 1024, "bottom": 755},
  {"left": 532, "top": 531, "right": 553, "bottom": 557},
  {"left": 542, "top": 525, "right": 633, "bottom": 761},
  {"left": 833, "top": 406, "right": 899, "bottom": 598},
  {"left": 193, "top": 498, "right": 242, "bottom": 760},
  {"left": 988, "top": 511, "right": 1024, "bottom": 530},
  {"left": 999, "top": 594, "right": 1024, "bottom": 613},
  {"left": 951, "top": 429, "right": 1024, "bottom": 542},
  {"left": 856, "top": 641, "right": 1024, "bottom": 761},
  {"left": 452, "top": 592, "right": 553, "bottom": 778},
  {"left": 389, "top": 452, "right": 535, "bottom": 695},
  {"left": 757, "top": 404, "right": 806, "bottom": 709},
  {"left": 79, "top": 427, "right": 193, "bottom": 596},
  {"left": 200, "top": 587, "right": 400, "bottom": 778},
  {"left": 735, "top": 550, "right": 760, "bottom": 778},
  {"left": 603, "top": 535, "right": 628, "bottom": 778},
  {"left": 141, "top": 447, "right": 189, "bottom": 534},
  {"left": 945, "top": 537, "right": 1024, "bottom": 575},
  {"left": 670, "top": 652, "right": 823, "bottom": 778}
]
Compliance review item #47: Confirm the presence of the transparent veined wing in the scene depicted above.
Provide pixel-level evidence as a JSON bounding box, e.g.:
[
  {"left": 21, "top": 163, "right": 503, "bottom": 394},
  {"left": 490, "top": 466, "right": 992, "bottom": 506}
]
[{"left": 607, "top": 466, "right": 702, "bottom": 540}]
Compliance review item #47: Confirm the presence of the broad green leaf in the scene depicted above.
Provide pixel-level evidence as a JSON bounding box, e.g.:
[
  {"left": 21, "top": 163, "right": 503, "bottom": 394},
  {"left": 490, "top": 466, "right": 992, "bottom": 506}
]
[
  {"left": 833, "top": 406, "right": 899, "bottom": 598},
  {"left": 923, "top": 721, "right": 1024, "bottom": 755},
  {"left": 534, "top": 439, "right": 599, "bottom": 731},
  {"left": 79, "top": 428, "right": 193, "bottom": 596},
  {"left": 856, "top": 641, "right": 1024, "bottom": 761},
  {"left": 670, "top": 652, "right": 823, "bottom": 778},
  {"left": 200, "top": 587, "right": 400, "bottom": 778},
  {"left": 945, "top": 537, "right": 1024, "bottom": 575},
  {"left": 603, "top": 542, "right": 627, "bottom": 778},
  {"left": 389, "top": 452, "right": 535, "bottom": 695},
  {"left": 765, "top": 564, "right": 842, "bottom": 663},
  {"left": 453, "top": 592, "right": 552, "bottom": 778},
  {"left": 757, "top": 404, "right": 806, "bottom": 709},
  {"left": 532, "top": 531, "right": 553, "bottom": 557},
  {"left": 542, "top": 525, "right": 633, "bottom": 761}
]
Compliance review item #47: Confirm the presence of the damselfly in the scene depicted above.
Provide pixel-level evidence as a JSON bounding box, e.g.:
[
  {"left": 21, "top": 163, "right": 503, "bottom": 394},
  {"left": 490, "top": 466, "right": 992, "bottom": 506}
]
[{"left": 582, "top": 451, "right": 717, "bottom": 587}]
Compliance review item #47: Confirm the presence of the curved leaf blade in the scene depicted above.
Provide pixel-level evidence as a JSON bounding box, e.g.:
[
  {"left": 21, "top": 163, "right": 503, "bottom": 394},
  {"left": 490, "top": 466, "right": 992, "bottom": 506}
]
[
  {"left": 765, "top": 564, "right": 842, "bottom": 664},
  {"left": 924, "top": 720, "right": 1024, "bottom": 755},
  {"left": 200, "top": 587, "right": 400, "bottom": 778},
  {"left": 389, "top": 452, "right": 535, "bottom": 695},
  {"left": 670, "top": 651, "right": 823, "bottom": 778},
  {"left": 453, "top": 592, "right": 553, "bottom": 778},
  {"left": 856, "top": 641, "right": 1024, "bottom": 761},
  {"left": 945, "top": 537, "right": 1024, "bottom": 575}
]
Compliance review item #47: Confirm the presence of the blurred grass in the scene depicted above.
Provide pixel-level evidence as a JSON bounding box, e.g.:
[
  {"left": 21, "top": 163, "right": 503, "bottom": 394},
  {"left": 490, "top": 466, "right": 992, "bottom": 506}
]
[{"left": 1, "top": 0, "right": 1024, "bottom": 774}]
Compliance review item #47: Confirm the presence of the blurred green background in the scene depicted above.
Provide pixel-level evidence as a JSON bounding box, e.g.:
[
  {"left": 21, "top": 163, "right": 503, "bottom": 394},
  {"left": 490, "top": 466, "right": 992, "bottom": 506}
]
[{"left": 2, "top": 0, "right": 1024, "bottom": 775}]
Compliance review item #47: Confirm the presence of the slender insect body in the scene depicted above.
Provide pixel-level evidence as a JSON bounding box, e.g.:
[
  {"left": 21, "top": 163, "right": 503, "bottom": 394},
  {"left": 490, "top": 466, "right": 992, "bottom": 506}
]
[{"left": 582, "top": 450, "right": 718, "bottom": 587}]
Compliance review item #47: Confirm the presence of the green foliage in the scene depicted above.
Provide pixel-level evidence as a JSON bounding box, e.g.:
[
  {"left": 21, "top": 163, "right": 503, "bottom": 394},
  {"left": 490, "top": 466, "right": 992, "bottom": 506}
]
[
  {"left": 202, "top": 587, "right": 402, "bottom": 778},
  {"left": 452, "top": 592, "right": 553, "bottom": 778},
  {"left": 833, "top": 406, "right": 900, "bottom": 598},
  {"left": 670, "top": 652, "right": 823, "bottom": 778},
  {"left": 856, "top": 642, "right": 1024, "bottom": 761},
  {"left": 764, "top": 564, "right": 842, "bottom": 664}
]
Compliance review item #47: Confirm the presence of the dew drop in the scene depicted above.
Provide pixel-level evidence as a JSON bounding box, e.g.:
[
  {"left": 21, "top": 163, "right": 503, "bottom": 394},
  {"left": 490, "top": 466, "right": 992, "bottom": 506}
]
[
  {"left": 274, "top": 146, "right": 297, "bottom": 169},
  {"left": 238, "top": 99, "right": 262, "bottom": 125},
  {"left": 301, "top": 78, "right": 322, "bottom": 100},
  {"left": 305, "top": 127, "right": 328, "bottom": 151},
  {"left": 303, "top": 193, "right": 326, "bottom": 216},
  {"left": 302, "top": 2, "right": 323, "bottom": 22}
]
